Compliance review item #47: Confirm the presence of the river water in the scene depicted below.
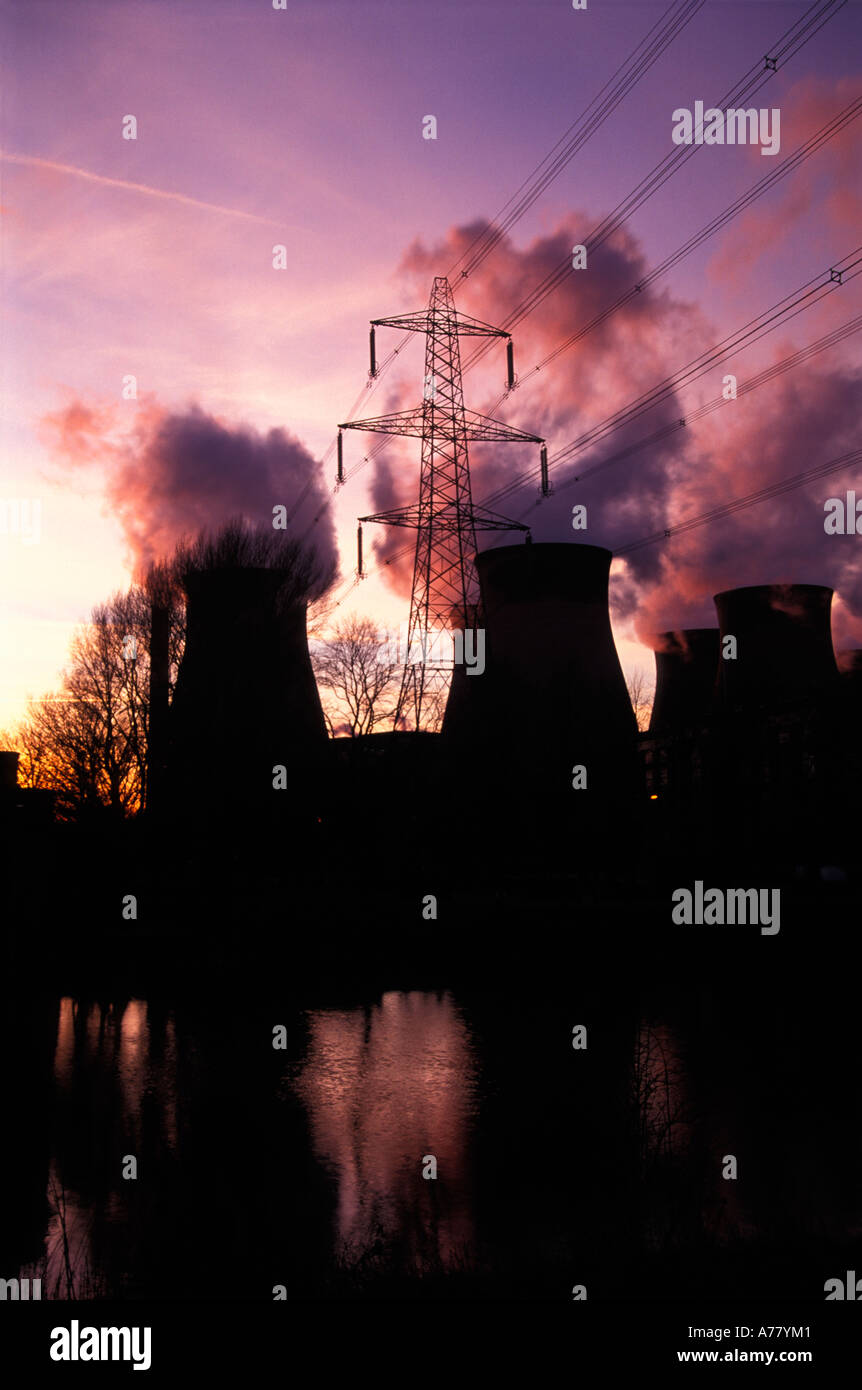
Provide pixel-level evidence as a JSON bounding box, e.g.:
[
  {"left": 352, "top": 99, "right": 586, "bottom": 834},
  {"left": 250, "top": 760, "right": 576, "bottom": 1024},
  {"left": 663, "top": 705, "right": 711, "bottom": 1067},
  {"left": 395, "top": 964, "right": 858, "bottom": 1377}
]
[{"left": 5, "top": 986, "right": 860, "bottom": 1300}]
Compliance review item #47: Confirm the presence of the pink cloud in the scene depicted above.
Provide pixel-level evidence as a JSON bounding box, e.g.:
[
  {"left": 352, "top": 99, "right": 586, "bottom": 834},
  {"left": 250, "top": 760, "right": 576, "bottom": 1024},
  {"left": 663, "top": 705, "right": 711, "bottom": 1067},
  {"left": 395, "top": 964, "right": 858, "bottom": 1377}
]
[
  {"left": 362, "top": 214, "right": 861, "bottom": 651},
  {"left": 707, "top": 76, "right": 862, "bottom": 290},
  {"left": 40, "top": 397, "right": 338, "bottom": 584}
]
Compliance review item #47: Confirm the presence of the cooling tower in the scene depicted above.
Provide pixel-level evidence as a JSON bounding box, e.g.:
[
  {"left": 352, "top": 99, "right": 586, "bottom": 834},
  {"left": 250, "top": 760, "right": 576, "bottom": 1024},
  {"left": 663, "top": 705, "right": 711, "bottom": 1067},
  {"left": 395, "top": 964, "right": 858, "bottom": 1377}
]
[
  {"left": 0, "top": 751, "right": 20, "bottom": 790},
  {"left": 146, "top": 602, "right": 171, "bottom": 816},
  {"left": 439, "top": 601, "right": 483, "bottom": 740},
  {"left": 837, "top": 650, "right": 862, "bottom": 845},
  {"left": 838, "top": 649, "right": 862, "bottom": 698},
  {"left": 476, "top": 541, "right": 636, "bottom": 749},
  {"left": 710, "top": 584, "right": 848, "bottom": 873},
  {"left": 648, "top": 629, "right": 720, "bottom": 734},
  {"left": 837, "top": 648, "right": 862, "bottom": 763},
  {"left": 714, "top": 584, "right": 839, "bottom": 712},
  {"left": 168, "top": 567, "right": 327, "bottom": 815},
  {"left": 446, "top": 542, "right": 641, "bottom": 865}
]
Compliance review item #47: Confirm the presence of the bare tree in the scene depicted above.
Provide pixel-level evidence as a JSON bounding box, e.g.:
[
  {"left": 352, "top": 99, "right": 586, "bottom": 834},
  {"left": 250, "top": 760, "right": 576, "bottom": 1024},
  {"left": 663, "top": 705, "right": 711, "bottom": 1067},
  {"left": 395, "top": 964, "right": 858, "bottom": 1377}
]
[
  {"left": 625, "top": 667, "right": 655, "bottom": 732},
  {"left": 312, "top": 614, "right": 400, "bottom": 737},
  {"left": 1, "top": 580, "right": 184, "bottom": 819},
  {"left": 17, "top": 689, "right": 119, "bottom": 820},
  {"left": 1, "top": 517, "right": 330, "bottom": 816},
  {"left": 632, "top": 1023, "right": 690, "bottom": 1163}
]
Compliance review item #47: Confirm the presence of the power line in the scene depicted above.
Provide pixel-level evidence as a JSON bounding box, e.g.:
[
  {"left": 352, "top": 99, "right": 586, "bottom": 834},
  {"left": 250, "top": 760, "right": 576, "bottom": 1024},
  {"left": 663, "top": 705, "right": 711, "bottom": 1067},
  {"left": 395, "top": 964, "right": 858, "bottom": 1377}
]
[
  {"left": 448, "top": 0, "right": 707, "bottom": 281},
  {"left": 460, "top": 0, "right": 849, "bottom": 375},
  {"left": 309, "top": 0, "right": 853, "bottom": 612},
  {"left": 614, "top": 445, "right": 862, "bottom": 555},
  {"left": 479, "top": 246, "right": 862, "bottom": 511},
  {"left": 492, "top": 311, "right": 862, "bottom": 535},
  {"left": 304, "top": 0, "right": 711, "bottom": 517},
  {"left": 344, "top": 304, "right": 862, "bottom": 596},
  {"left": 479, "top": 93, "right": 862, "bottom": 416},
  {"left": 327, "top": 2, "right": 855, "bottom": 510}
]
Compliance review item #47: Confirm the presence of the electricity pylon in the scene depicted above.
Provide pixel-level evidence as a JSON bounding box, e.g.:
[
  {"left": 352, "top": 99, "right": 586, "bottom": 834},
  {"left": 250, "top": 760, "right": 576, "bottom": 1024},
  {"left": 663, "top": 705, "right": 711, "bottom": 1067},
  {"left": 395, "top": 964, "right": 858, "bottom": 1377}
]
[{"left": 338, "top": 275, "right": 546, "bottom": 731}]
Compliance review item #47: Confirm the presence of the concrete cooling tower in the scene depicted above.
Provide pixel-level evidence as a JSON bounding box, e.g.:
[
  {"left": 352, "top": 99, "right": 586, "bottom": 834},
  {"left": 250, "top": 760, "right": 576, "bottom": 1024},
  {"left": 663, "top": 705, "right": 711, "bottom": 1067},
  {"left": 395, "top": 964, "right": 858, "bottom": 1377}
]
[
  {"left": 713, "top": 584, "right": 839, "bottom": 712},
  {"left": 444, "top": 541, "right": 642, "bottom": 869},
  {"left": 648, "top": 629, "right": 720, "bottom": 735},
  {"left": 168, "top": 567, "right": 327, "bottom": 820}
]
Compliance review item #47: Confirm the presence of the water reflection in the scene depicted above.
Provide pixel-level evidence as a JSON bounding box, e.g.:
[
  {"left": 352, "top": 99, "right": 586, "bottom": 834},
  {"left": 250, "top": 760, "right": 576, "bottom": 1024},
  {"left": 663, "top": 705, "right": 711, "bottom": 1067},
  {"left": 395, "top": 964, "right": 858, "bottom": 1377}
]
[
  {"left": 15, "top": 990, "right": 482, "bottom": 1296},
  {"left": 290, "top": 991, "right": 480, "bottom": 1272},
  {"left": 53, "top": 999, "right": 179, "bottom": 1153},
  {"left": 13, "top": 989, "right": 854, "bottom": 1300},
  {"left": 19, "top": 998, "right": 183, "bottom": 1298},
  {"left": 633, "top": 1017, "right": 756, "bottom": 1249},
  {"left": 634, "top": 1022, "right": 691, "bottom": 1161}
]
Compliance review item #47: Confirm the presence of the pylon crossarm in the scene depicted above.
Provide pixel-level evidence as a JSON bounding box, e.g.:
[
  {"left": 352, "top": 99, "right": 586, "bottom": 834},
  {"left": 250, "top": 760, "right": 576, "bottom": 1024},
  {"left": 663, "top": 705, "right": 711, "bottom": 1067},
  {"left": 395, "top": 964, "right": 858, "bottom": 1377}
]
[
  {"left": 461, "top": 408, "right": 544, "bottom": 444},
  {"left": 445, "top": 310, "right": 510, "bottom": 338},
  {"left": 340, "top": 407, "right": 543, "bottom": 444},
  {"left": 339, "top": 407, "right": 425, "bottom": 437},
  {"left": 370, "top": 309, "right": 509, "bottom": 340},
  {"left": 360, "top": 503, "right": 528, "bottom": 535},
  {"left": 470, "top": 507, "right": 531, "bottom": 532},
  {"left": 359, "top": 506, "right": 424, "bottom": 529},
  {"left": 370, "top": 313, "right": 431, "bottom": 333}
]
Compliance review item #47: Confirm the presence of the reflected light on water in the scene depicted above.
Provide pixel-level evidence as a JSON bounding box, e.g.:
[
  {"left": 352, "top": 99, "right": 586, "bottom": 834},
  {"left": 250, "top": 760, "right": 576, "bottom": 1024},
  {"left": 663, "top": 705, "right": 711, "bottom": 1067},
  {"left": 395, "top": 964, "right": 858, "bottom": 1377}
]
[
  {"left": 291, "top": 990, "right": 480, "bottom": 1272},
  {"left": 34, "top": 997, "right": 180, "bottom": 1296}
]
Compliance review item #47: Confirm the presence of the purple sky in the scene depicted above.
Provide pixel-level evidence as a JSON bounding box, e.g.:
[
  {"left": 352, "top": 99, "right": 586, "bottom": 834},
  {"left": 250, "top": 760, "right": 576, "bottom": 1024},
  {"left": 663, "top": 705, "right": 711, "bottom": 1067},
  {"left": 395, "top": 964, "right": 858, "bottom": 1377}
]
[{"left": 2, "top": 0, "right": 861, "bottom": 723}]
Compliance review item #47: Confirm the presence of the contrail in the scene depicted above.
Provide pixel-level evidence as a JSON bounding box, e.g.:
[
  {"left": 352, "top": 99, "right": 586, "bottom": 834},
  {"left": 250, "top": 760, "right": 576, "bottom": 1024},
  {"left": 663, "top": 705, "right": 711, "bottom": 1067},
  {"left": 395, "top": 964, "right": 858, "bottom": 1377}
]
[{"left": 0, "top": 150, "right": 286, "bottom": 226}]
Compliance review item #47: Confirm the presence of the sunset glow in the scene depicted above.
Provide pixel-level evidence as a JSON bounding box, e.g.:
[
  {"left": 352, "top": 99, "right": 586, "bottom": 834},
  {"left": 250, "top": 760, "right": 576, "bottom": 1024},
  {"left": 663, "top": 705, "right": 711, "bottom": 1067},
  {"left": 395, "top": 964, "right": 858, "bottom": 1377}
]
[{"left": 3, "top": 0, "right": 860, "bottom": 727}]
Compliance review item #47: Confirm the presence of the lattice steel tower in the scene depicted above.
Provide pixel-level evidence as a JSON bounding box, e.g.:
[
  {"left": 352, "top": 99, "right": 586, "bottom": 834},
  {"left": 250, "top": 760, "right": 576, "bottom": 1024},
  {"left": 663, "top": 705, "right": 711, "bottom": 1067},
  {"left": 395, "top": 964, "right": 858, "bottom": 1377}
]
[{"left": 338, "top": 276, "right": 546, "bottom": 731}]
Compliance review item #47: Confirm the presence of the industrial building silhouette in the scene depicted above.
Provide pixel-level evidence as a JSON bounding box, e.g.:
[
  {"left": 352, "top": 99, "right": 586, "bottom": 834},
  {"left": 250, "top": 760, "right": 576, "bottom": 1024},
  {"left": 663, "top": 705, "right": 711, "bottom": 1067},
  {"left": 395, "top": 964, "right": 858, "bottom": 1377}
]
[
  {"left": 143, "top": 541, "right": 859, "bottom": 899},
  {"left": 3, "top": 539, "right": 859, "bottom": 926},
  {"left": 643, "top": 583, "right": 860, "bottom": 879}
]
